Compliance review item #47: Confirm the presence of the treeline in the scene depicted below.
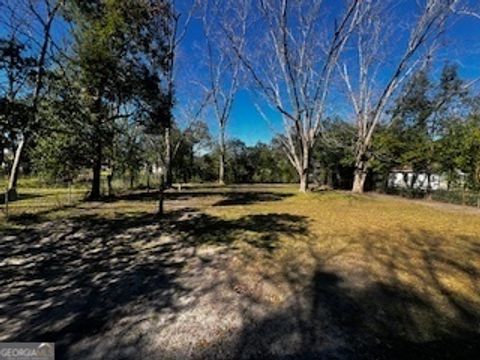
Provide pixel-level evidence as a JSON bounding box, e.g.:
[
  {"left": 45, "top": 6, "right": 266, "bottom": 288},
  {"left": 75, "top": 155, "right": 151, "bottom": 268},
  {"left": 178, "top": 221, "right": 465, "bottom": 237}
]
[
  {"left": 175, "top": 139, "right": 297, "bottom": 185},
  {"left": 22, "top": 60, "right": 480, "bottom": 192},
  {"left": 28, "top": 126, "right": 298, "bottom": 187},
  {"left": 1, "top": 0, "right": 479, "bottom": 200}
]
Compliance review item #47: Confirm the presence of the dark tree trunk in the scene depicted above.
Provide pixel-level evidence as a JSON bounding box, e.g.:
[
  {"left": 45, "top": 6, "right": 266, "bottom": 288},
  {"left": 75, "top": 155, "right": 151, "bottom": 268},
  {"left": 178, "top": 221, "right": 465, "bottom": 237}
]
[
  {"left": 0, "top": 139, "right": 4, "bottom": 166},
  {"left": 164, "top": 126, "right": 172, "bottom": 188},
  {"left": 107, "top": 174, "right": 113, "bottom": 197},
  {"left": 147, "top": 166, "right": 151, "bottom": 192},
  {"left": 158, "top": 169, "right": 164, "bottom": 216},
  {"left": 90, "top": 142, "right": 102, "bottom": 200}
]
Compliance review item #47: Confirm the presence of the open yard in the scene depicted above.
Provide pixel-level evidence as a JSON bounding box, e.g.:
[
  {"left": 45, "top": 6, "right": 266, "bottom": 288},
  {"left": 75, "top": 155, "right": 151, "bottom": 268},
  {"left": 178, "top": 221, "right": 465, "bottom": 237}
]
[{"left": 0, "top": 184, "right": 479, "bottom": 359}]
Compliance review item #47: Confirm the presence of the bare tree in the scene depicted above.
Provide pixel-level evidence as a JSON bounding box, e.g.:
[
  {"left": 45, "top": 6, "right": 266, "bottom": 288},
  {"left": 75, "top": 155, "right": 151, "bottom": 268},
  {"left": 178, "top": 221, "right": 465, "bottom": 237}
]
[
  {"left": 1, "top": 0, "right": 64, "bottom": 200},
  {"left": 339, "top": 0, "right": 461, "bottom": 193},
  {"left": 161, "top": 0, "right": 196, "bottom": 188},
  {"left": 201, "top": 1, "right": 242, "bottom": 185},
  {"left": 219, "top": 0, "right": 362, "bottom": 191}
]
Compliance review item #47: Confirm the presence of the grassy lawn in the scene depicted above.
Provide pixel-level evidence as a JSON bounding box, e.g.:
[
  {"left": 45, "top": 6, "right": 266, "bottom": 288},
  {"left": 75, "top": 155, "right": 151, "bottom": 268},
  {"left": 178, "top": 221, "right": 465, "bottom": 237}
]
[{"left": 0, "top": 184, "right": 479, "bottom": 359}]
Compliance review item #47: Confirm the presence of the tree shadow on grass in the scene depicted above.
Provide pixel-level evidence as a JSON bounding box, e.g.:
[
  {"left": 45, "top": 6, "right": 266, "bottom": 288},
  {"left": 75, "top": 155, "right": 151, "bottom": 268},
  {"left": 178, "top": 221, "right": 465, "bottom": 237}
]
[
  {"left": 197, "top": 228, "right": 480, "bottom": 359},
  {"left": 173, "top": 212, "right": 308, "bottom": 252},
  {"left": 2, "top": 203, "right": 479, "bottom": 359},
  {"left": 0, "top": 214, "right": 187, "bottom": 358},
  {"left": 111, "top": 189, "right": 293, "bottom": 205},
  {"left": 5, "top": 203, "right": 79, "bottom": 225},
  {"left": 212, "top": 192, "right": 292, "bottom": 206},
  {"left": 0, "top": 208, "right": 309, "bottom": 359},
  {"left": 205, "top": 270, "right": 479, "bottom": 360},
  {"left": 0, "top": 192, "right": 43, "bottom": 204}
]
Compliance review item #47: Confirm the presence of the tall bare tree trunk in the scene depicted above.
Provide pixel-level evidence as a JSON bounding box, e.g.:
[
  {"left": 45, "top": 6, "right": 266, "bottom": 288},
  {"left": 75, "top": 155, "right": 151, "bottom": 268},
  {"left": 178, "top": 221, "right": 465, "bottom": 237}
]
[
  {"left": 298, "top": 145, "right": 310, "bottom": 192},
  {"left": 7, "top": 135, "right": 27, "bottom": 200},
  {"left": 341, "top": 1, "right": 458, "bottom": 196},
  {"left": 6, "top": 0, "right": 62, "bottom": 199},
  {"left": 218, "top": 1, "right": 363, "bottom": 195},
  {"left": 218, "top": 129, "right": 225, "bottom": 185},
  {"left": 146, "top": 165, "right": 151, "bottom": 192},
  {"left": 164, "top": 126, "right": 172, "bottom": 188},
  {"left": 158, "top": 164, "right": 165, "bottom": 216}
]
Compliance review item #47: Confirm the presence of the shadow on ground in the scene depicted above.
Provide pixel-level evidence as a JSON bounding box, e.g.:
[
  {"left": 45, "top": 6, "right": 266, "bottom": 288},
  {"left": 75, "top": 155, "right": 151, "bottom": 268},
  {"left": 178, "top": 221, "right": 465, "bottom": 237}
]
[
  {"left": 0, "top": 192, "right": 43, "bottom": 204},
  {"left": 0, "top": 207, "right": 307, "bottom": 359},
  {"left": 112, "top": 188, "right": 293, "bottom": 205},
  {"left": 201, "top": 268, "right": 479, "bottom": 360},
  {"left": 196, "top": 228, "right": 480, "bottom": 360},
  {"left": 0, "top": 203, "right": 479, "bottom": 359}
]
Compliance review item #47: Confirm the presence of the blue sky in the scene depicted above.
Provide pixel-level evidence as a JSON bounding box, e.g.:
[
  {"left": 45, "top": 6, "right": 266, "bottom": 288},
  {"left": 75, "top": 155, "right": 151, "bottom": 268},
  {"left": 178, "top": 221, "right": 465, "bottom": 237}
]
[
  {"left": 2, "top": 0, "right": 480, "bottom": 147},
  {"left": 174, "top": 0, "right": 480, "bottom": 146}
]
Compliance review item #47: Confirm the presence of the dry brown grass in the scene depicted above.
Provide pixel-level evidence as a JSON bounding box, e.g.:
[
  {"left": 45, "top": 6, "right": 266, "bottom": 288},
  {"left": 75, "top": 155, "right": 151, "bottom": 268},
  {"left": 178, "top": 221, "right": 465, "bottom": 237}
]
[{"left": 1, "top": 184, "right": 479, "bottom": 359}]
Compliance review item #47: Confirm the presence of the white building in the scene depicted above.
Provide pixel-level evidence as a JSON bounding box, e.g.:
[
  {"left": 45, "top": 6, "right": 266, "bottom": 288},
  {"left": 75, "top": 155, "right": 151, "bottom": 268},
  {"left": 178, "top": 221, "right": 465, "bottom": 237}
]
[{"left": 388, "top": 169, "right": 451, "bottom": 191}]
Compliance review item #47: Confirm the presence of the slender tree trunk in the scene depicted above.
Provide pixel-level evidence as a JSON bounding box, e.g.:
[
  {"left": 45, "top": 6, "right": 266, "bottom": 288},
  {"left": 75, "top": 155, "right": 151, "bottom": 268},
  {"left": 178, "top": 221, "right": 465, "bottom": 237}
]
[
  {"left": 410, "top": 173, "right": 417, "bottom": 189},
  {"left": 158, "top": 165, "right": 165, "bottom": 216},
  {"left": 107, "top": 174, "right": 113, "bottom": 197},
  {"left": 0, "top": 139, "right": 4, "bottom": 166},
  {"left": 219, "top": 129, "right": 225, "bottom": 185},
  {"left": 146, "top": 166, "right": 151, "bottom": 192},
  {"left": 7, "top": 135, "right": 27, "bottom": 200},
  {"left": 90, "top": 142, "right": 102, "bottom": 200},
  {"left": 130, "top": 173, "right": 135, "bottom": 189},
  {"left": 6, "top": 4, "right": 60, "bottom": 200},
  {"left": 426, "top": 172, "right": 432, "bottom": 199},
  {"left": 164, "top": 126, "right": 173, "bottom": 188},
  {"left": 383, "top": 172, "right": 389, "bottom": 192}
]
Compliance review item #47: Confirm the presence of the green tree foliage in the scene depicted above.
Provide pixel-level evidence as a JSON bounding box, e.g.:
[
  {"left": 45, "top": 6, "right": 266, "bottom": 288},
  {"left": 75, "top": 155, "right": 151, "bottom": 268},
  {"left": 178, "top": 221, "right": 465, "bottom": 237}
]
[
  {"left": 193, "top": 139, "right": 297, "bottom": 184},
  {"left": 312, "top": 119, "right": 356, "bottom": 189},
  {"left": 439, "top": 115, "right": 480, "bottom": 190},
  {"left": 30, "top": 68, "right": 94, "bottom": 181},
  {"left": 172, "top": 121, "right": 211, "bottom": 183},
  {"left": 372, "top": 65, "right": 469, "bottom": 191},
  {"left": 40, "top": 0, "right": 174, "bottom": 198},
  {"left": 0, "top": 38, "right": 36, "bottom": 169}
]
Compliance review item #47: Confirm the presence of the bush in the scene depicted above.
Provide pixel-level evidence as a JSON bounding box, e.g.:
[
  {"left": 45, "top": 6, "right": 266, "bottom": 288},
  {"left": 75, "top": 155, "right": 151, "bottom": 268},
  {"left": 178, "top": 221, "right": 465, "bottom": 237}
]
[
  {"left": 385, "top": 187, "right": 427, "bottom": 199},
  {"left": 431, "top": 189, "right": 480, "bottom": 207},
  {"left": 386, "top": 187, "right": 480, "bottom": 207}
]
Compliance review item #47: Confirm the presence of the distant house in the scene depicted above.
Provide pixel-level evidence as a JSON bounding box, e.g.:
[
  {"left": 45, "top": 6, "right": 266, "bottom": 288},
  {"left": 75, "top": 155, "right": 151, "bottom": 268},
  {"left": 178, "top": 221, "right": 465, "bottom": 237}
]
[{"left": 388, "top": 168, "right": 466, "bottom": 191}]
